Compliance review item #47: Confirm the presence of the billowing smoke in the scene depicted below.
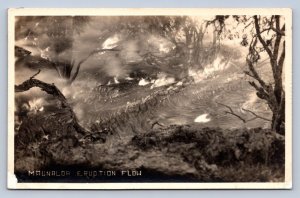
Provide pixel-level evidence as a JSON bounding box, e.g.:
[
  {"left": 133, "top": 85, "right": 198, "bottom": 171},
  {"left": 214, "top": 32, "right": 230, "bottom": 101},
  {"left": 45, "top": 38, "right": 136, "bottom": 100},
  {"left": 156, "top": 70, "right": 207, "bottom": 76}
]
[
  {"left": 14, "top": 15, "right": 248, "bottom": 127},
  {"left": 103, "top": 54, "right": 124, "bottom": 78}
]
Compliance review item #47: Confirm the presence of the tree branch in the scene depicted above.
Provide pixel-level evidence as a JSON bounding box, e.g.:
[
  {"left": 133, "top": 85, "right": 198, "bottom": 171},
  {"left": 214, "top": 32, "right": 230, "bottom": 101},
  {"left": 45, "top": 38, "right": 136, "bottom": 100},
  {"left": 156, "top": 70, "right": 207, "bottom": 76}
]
[
  {"left": 15, "top": 71, "right": 89, "bottom": 135},
  {"left": 259, "top": 27, "right": 285, "bottom": 36},
  {"left": 245, "top": 36, "right": 271, "bottom": 92},
  {"left": 216, "top": 102, "right": 246, "bottom": 123},
  {"left": 29, "top": 69, "right": 41, "bottom": 80},
  {"left": 278, "top": 41, "right": 285, "bottom": 70},
  {"left": 70, "top": 48, "right": 120, "bottom": 83},
  {"left": 253, "top": 15, "right": 273, "bottom": 59},
  {"left": 273, "top": 16, "right": 283, "bottom": 65},
  {"left": 271, "top": 26, "right": 285, "bottom": 36},
  {"left": 15, "top": 79, "right": 67, "bottom": 103},
  {"left": 246, "top": 59, "right": 268, "bottom": 90},
  {"left": 242, "top": 108, "right": 272, "bottom": 122},
  {"left": 217, "top": 102, "right": 272, "bottom": 124},
  {"left": 248, "top": 81, "right": 270, "bottom": 101}
]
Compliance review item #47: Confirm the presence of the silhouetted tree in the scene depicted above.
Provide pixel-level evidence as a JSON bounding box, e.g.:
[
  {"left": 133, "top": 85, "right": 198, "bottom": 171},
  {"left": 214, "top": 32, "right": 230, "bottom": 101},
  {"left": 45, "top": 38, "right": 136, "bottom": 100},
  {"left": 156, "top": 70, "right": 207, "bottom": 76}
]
[
  {"left": 246, "top": 15, "right": 285, "bottom": 134},
  {"left": 211, "top": 15, "right": 286, "bottom": 134}
]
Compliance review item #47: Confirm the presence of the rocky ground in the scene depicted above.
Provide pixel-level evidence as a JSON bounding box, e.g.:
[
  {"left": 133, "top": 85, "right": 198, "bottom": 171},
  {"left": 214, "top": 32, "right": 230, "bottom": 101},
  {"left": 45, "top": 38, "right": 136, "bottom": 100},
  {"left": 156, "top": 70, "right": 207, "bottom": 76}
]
[{"left": 15, "top": 106, "right": 285, "bottom": 182}]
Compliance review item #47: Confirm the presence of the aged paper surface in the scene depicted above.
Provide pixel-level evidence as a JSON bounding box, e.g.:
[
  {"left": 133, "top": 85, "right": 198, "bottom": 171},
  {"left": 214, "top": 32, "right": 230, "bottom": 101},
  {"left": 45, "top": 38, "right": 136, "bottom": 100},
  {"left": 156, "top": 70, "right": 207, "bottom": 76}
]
[{"left": 8, "top": 8, "right": 292, "bottom": 189}]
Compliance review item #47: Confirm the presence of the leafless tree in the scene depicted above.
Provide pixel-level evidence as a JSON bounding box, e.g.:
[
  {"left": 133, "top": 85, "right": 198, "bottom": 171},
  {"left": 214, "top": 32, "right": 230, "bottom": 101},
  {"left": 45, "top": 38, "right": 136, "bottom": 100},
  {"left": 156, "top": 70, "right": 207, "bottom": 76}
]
[
  {"left": 210, "top": 15, "right": 286, "bottom": 134},
  {"left": 15, "top": 70, "right": 89, "bottom": 135},
  {"left": 245, "top": 15, "right": 285, "bottom": 134}
]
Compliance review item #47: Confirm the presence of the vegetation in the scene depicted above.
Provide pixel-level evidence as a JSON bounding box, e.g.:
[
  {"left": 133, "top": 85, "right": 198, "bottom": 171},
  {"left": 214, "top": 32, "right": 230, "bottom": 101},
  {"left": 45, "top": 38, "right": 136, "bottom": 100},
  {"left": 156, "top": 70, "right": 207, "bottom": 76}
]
[{"left": 14, "top": 15, "right": 286, "bottom": 182}]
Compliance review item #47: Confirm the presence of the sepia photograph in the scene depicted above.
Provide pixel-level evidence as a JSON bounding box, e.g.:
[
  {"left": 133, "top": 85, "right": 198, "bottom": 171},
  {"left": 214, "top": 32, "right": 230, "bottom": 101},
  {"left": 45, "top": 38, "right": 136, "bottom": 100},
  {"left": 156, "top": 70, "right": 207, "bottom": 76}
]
[{"left": 7, "top": 8, "right": 292, "bottom": 189}]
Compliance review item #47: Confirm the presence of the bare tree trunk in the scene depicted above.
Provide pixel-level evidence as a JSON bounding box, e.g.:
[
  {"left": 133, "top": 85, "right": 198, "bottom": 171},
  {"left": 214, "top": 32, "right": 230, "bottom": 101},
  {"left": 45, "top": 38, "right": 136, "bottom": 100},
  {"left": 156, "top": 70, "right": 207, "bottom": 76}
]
[{"left": 246, "top": 15, "right": 285, "bottom": 134}]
